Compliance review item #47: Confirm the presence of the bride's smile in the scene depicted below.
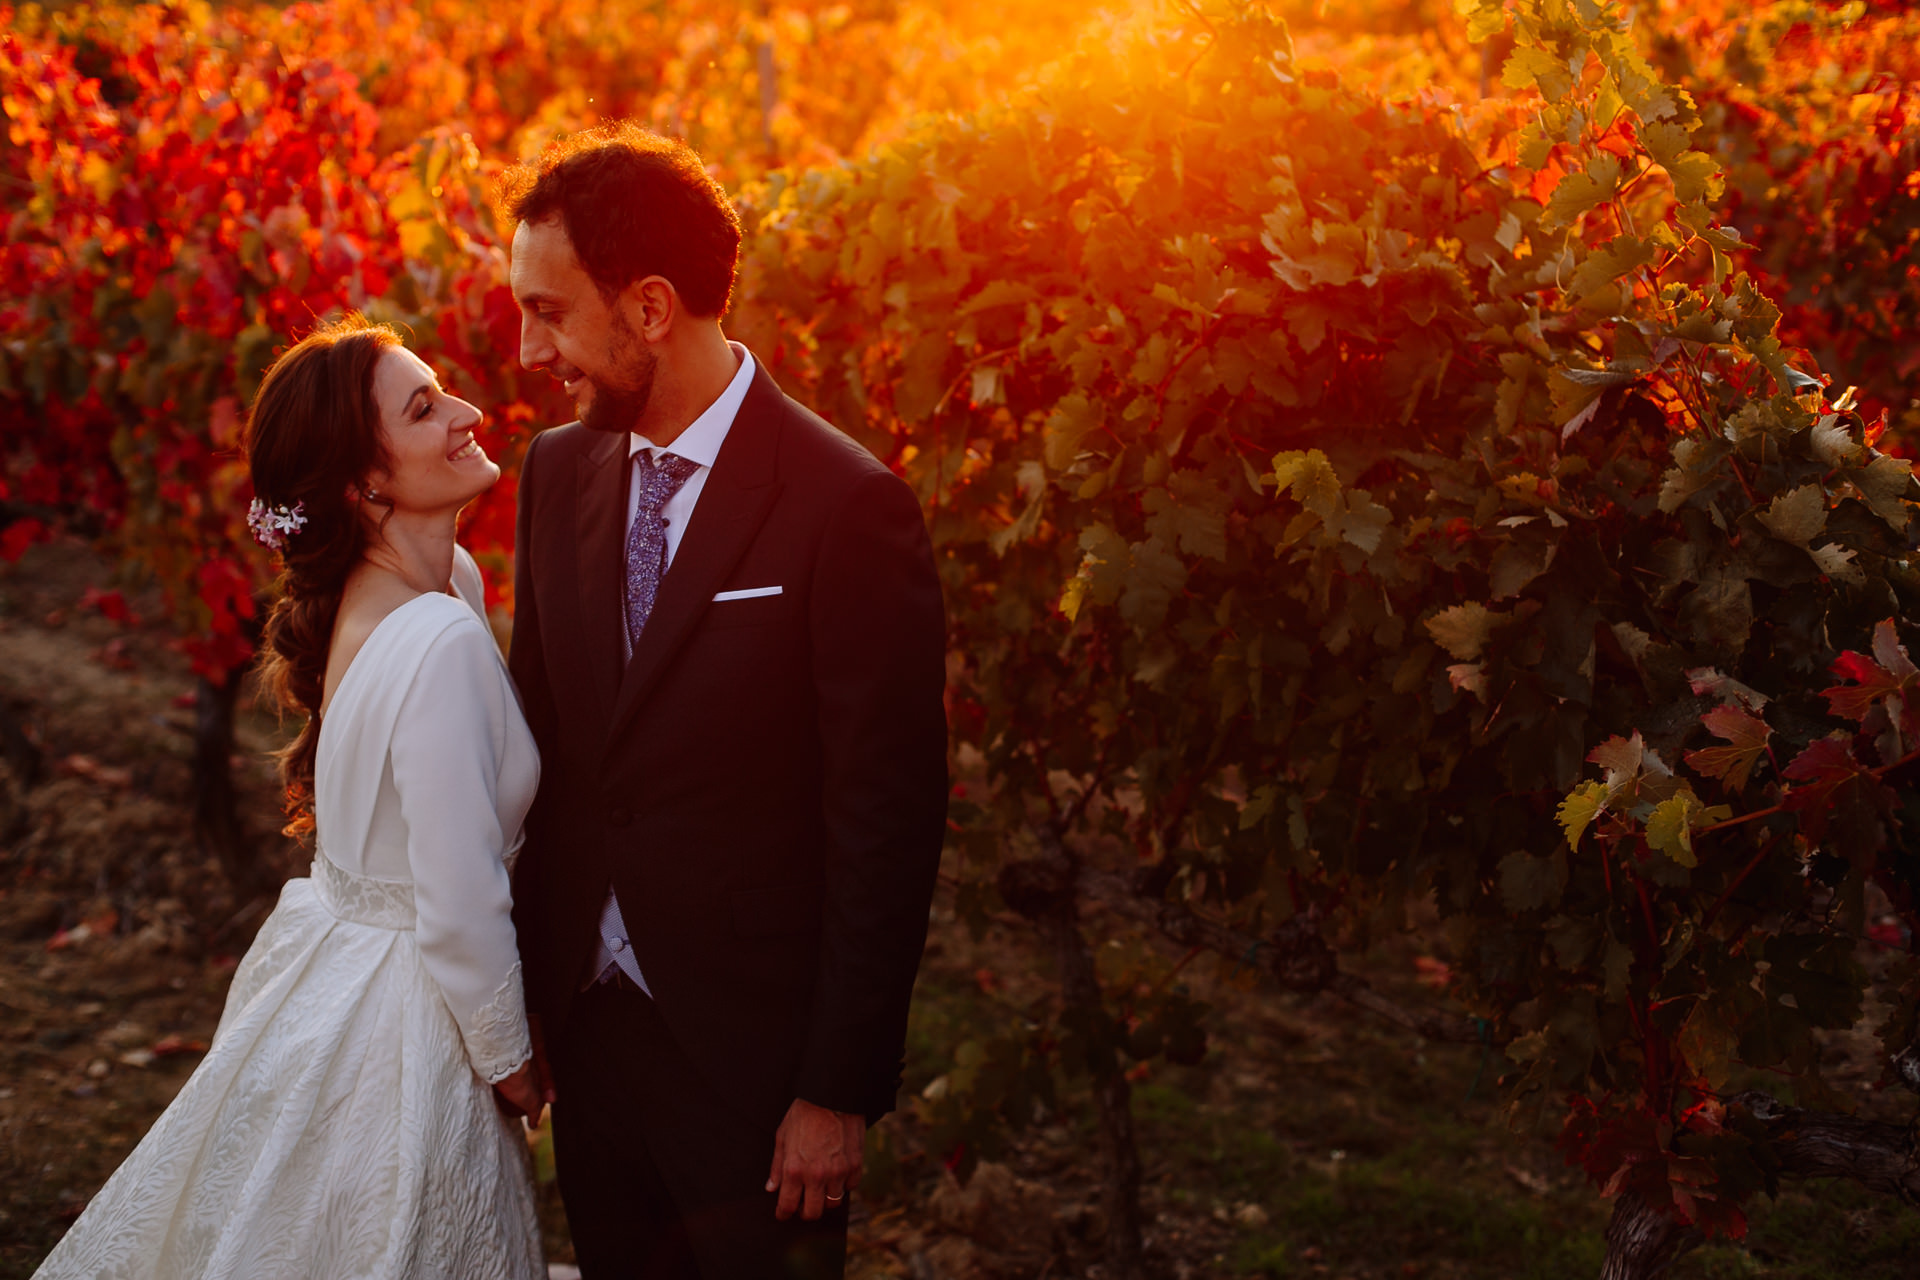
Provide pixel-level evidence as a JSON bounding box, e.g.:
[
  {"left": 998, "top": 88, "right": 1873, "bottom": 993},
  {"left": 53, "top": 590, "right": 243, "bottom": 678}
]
[{"left": 365, "top": 346, "right": 499, "bottom": 518}]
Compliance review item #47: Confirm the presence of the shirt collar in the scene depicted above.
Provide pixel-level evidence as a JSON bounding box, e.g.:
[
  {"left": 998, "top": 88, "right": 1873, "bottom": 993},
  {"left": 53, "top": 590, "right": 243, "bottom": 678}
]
[{"left": 629, "top": 341, "right": 756, "bottom": 469}]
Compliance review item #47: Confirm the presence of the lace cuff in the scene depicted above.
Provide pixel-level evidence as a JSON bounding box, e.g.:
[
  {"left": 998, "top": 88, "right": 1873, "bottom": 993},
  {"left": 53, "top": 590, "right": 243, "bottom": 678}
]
[{"left": 464, "top": 960, "right": 533, "bottom": 1085}]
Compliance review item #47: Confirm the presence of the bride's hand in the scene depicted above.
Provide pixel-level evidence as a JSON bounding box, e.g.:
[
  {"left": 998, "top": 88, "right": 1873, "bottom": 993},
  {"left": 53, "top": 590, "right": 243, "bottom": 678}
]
[{"left": 493, "top": 1063, "right": 544, "bottom": 1126}]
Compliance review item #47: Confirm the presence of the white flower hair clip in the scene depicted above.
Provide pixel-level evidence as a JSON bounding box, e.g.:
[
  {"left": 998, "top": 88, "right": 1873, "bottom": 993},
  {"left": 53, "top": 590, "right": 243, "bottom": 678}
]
[{"left": 247, "top": 498, "right": 308, "bottom": 552}]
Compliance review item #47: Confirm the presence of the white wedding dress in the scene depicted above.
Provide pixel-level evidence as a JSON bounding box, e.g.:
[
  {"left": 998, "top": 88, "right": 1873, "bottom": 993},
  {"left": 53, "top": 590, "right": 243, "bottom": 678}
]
[{"left": 35, "top": 549, "right": 544, "bottom": 1280}]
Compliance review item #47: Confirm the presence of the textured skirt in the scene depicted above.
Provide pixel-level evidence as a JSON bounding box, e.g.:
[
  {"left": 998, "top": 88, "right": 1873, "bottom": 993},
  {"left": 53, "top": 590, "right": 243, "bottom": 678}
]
[{"left": 32, "top": 872, "right": 543, "bottom": 1280}]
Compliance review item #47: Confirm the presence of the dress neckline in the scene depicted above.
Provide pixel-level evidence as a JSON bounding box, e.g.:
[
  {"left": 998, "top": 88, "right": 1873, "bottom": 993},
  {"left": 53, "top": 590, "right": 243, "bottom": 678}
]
[{"left": 321, "top": 590, "right": 457, "bottom": 722}]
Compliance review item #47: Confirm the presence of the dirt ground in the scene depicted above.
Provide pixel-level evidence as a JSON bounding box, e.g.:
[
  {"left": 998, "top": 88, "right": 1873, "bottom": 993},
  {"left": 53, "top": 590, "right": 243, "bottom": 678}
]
[{"left": 2, "top": 536, "right": 1918, "bottom": 1280}]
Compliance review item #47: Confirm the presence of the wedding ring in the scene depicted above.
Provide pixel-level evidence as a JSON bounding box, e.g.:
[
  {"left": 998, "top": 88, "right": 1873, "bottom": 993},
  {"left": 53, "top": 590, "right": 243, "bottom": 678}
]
[{"left": 826, "top": 1192, "right": 844, "bottom": 1202}]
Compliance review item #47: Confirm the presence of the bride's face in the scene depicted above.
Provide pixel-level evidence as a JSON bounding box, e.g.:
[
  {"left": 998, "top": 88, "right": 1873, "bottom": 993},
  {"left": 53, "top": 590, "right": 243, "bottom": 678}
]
[{"left": 365, "top": 348, "right": 498, "bottom": 516}]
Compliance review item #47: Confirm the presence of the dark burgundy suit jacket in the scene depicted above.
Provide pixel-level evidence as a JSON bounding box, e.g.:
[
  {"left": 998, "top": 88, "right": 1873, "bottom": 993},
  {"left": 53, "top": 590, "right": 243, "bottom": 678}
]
[{"left": 507, "top": 360, "right": 947, "bottom": 1129}]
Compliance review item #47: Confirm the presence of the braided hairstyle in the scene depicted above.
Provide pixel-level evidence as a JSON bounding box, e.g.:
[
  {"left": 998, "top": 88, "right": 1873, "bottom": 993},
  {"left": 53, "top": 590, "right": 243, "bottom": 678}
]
[{"left": 243, "top": 315, "right": 399, "bottom": 839}]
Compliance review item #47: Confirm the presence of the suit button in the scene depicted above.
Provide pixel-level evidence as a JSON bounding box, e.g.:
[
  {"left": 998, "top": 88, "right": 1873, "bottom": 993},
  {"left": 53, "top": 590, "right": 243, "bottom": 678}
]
[{"left": 609, "top": 806, "right": 633, "bottom": 828}]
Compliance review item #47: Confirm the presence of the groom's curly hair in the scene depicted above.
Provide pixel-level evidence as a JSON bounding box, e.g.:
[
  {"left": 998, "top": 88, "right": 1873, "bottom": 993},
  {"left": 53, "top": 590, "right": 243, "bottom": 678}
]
[
  {"left": 244, "top": 315, "right": 400, "bottom": 840},
  {"left": 495, "top": 122, "right": 742, "bottom": 318}
]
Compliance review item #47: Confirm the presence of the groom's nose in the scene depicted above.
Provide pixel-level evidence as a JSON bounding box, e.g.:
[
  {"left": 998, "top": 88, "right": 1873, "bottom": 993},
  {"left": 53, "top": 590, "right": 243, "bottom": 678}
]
[{"left": 519, "top": 314, "right": 555, "bottom": 371}]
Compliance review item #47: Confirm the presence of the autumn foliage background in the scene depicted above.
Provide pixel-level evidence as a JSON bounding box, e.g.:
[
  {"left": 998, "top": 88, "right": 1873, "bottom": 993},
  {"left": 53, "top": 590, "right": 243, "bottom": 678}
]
[{"left": 5, "top": 0, "right": 1920, "bottom": 1271}]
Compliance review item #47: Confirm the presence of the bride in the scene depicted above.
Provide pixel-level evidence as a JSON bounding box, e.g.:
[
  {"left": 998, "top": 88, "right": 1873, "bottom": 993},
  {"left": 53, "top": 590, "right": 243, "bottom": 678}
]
[{"left": 35, "top": 316, "right": 547, "bottom": 1280}]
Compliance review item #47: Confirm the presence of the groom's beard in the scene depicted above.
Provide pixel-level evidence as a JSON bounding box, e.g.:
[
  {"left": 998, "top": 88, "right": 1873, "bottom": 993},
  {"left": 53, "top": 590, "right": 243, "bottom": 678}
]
[{"left": 579, "top": 317, "right": 658, "bottom": 436}]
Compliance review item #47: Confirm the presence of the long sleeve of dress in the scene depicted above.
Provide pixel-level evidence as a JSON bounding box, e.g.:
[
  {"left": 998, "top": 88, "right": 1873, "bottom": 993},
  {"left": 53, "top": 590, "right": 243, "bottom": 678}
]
[{"left": 387, "top": 618, "right": 533, "bottom": 1085}]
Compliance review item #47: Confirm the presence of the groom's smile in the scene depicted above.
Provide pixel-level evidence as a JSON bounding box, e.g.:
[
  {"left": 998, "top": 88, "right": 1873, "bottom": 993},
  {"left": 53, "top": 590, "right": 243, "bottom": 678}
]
[{"left": 511, "top": 215, "right": 663, "bottom": 437}]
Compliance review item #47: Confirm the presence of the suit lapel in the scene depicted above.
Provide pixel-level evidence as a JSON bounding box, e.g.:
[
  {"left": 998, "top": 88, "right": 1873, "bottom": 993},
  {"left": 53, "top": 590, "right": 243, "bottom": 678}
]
[
  {"left": 606, "top": 366, "right": 787, "bottom": 747},
  {"left": 574, "top": 430, "right": 630, "bottom": 716}
]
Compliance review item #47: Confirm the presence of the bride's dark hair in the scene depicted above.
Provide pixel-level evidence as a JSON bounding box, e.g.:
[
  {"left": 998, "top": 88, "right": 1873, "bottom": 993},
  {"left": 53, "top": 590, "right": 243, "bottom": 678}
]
[{"left": 244, "top": 314, "right": 399, "bottom": 840}]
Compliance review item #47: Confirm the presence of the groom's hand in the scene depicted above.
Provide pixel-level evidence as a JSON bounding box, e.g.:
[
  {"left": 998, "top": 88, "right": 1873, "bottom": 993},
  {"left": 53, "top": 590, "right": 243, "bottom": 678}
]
[{"left": 767, "top": 1097, "right": 865, "bottom": 1220}]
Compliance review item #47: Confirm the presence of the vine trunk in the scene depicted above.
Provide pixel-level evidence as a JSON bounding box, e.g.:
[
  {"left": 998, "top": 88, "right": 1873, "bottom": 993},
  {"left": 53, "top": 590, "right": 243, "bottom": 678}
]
[
  {"left": 192, "top": 670, "right": 260, "bottom": 896},
  {"left": 998, "top": 847, "right": 1149, "bottom": 1279}
]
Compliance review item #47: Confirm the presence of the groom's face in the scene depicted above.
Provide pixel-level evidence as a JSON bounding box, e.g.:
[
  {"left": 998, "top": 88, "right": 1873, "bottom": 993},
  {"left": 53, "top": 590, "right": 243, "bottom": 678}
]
[{"left": 511, "top": 216, "right": 657, "bottom": 435}]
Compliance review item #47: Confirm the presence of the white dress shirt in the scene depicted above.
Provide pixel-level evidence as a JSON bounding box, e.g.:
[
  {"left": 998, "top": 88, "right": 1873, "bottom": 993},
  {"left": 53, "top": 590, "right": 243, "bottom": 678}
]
[
  {"left": 625, "top": 342, "right": 756, "bottom": 565},
  {"left": 589, "top": 342, "right": 756, "bottom": 992}
]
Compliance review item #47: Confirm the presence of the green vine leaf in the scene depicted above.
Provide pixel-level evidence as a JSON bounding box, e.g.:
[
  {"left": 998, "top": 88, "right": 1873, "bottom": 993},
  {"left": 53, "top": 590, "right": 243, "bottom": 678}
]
[
  {"left": 1544, "top": 156, "right": 1623, "bottom": 227},
  {"left": 1503, "top": 45, "right": 1577, "bottom": 99},
  {"left": 1809, "top": 415, "right": 1861, "bottom": 466},
  {"left": 1757, "top": 483, "right": 1827, "bottom": 548},
  {"left": 1559, "top": 780, "right": 1610, "bottom": 849},
  {"left": 1570, "top": 236, "right": 1657, "bottom": 300},
  {"left": 1426, "top": 602, "right": 1503, "bottom": 662},
  {"left": 1644, "top": 790, "right": 1730, "bottom": 868},
  {"left": 1677, "top": 1001, "right": 1739, "bottom": 1090},
  {"left": 1500, "top": 848, "right": 1570, "bottom": 912},
  {"left": 1269, "top": 448, "right": 1341, "bottom": 517},
  {"left": 1843, "top": 455, "right": 1916, "bottom": 534},
  {"left": 1043, "top": 393, "right": 1104, "bottom": 470}
]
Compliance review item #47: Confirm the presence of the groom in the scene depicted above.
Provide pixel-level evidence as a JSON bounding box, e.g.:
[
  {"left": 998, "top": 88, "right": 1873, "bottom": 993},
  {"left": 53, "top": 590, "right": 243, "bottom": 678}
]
[{"left": 499, "top": 124, "right": 948, "bottom": 1278}]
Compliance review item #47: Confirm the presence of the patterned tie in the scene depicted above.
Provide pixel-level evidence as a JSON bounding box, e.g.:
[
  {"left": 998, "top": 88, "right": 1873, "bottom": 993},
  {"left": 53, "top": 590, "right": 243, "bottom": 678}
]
[
  {"left": 623, "top": 450, "right": 701, "bottom": 659},
  {"left": 593, "top": 450, "right": 701, "bottom": 992}
]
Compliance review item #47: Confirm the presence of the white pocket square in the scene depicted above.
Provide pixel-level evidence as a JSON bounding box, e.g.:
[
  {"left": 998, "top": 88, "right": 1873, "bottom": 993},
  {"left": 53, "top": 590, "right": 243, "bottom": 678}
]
[{"left": 713, "top": 586, "right": 783, "bottom": 601}]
